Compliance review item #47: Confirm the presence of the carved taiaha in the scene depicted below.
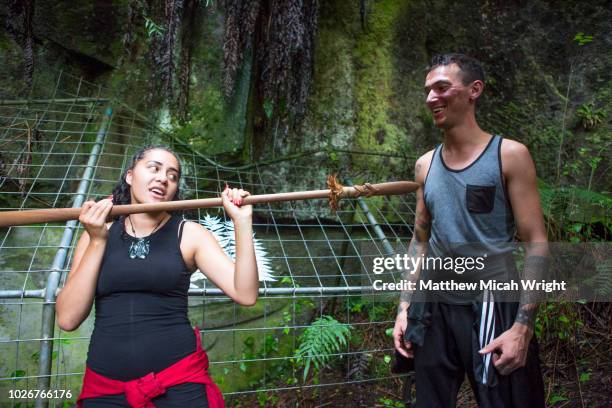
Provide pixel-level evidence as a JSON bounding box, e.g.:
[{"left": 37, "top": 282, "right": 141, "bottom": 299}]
[{"left": 0, "top": 175, "right": 418, "bottom": 228}]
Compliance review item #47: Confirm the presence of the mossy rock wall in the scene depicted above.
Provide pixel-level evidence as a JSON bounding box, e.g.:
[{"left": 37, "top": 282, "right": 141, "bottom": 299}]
[{"left": 1, "top": 0, "right": 610, "bottom": 210}]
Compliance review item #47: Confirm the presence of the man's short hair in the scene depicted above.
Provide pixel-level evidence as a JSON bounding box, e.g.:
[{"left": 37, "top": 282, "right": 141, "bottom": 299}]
[{"left": 428, "top": 54, "right": 485, "bottom": 85}]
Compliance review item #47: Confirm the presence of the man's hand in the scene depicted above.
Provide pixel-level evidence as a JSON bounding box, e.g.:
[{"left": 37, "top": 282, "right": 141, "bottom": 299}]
[
  {"left": 393, "top": 306, "right": 414, "bottom": 358},
  {"left": 479, "top": 323, "right": 533, "bottom": 375}
]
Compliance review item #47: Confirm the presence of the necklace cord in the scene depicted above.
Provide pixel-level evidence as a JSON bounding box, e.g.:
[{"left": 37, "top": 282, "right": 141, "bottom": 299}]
[{"left": 127, "top": 214, "right": 167, "bottom": 239}]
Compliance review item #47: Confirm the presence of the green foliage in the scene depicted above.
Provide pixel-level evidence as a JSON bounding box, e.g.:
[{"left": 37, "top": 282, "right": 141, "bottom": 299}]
[
  {"left": 535, "top": 302, "right": 583, "bottom": 341},
  {"left": 263, "top": 100, "right": 274, "bottom": 120},
  {"left": 549, "top": 394, "right": 569, "bottom": 405},
  {"left": 295, "top": 315, "right": 352, "bottom": 381},
  {"left": 576, "top": 102, "right": 606, "bottom": 130},
  {"left": 573, "top": 32, "right": 593, "bottom": 46},
  {"left": 538, "top": 180, "right": 611, "bottom": 240},
  {"left": 10, "top": 370, "right": 26, "bottom": 378},
  {"left": 583, "top": 258, "right": 612, "bottom": 297},
  {"left": 239, "top": 334, "right": 280, "bottom": 374},
  {"left": 579, "top": 369, "right": 592, "bottom": 383},
  {"left": 172, "top": 85, "right": 244, "bottom": 155},
  {"left": 233, "top": 330, "right": 299, "bottom": 393},
  {"left": 144, "top": 17, "right": 165, "bottom": 39},
  {"left": 257, "top": 391, "right": 279, "bottom": 407},
  {"left": 347, "top": 296, "right": 396, "bottom": 321},
  {"left": 377, "top": 396, "right": 405, "bottom": 408},
  {"left": 349, "top": 298, "right": 365, "bottom": 313}
]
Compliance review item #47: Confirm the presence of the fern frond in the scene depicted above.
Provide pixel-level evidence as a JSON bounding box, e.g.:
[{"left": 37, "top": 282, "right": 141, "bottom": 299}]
[
  {"left": 586, "top": 259, "right": 612, "bottom": 297},
  {"left": 538, "top": 180, "right": 611, "bottom": 226},
  {"left": 295, "top": 315, "right": 352, "bottom": 381}
]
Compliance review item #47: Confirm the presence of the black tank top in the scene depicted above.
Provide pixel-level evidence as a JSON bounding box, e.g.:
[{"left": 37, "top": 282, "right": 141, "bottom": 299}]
[{"left": 86, "top": 214, "right": 196, "bottom": 381}]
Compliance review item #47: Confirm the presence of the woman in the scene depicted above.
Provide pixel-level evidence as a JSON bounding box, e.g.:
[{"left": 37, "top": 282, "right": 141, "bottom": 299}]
[{"left": 56, "top": 146, "right": 258, "bottom": 407}]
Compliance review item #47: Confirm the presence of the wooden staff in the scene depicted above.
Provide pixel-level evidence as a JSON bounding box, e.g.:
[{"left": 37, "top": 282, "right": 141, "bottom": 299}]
[{"left": 0, "top": 176, "right": 418, "bottom": 228}]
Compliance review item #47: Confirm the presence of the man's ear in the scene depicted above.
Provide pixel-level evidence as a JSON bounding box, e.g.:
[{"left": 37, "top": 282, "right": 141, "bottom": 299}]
[
  {"left": 125, "top": 170, "right": 133, "bottom": 186},
  {"left": 469, "top": 80, "right": 485, "bottom": 102}
]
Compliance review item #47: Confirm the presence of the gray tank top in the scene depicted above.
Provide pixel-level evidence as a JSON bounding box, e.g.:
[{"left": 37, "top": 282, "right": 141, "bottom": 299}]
[{"left": 424, "top": 134, "right": 515, "bottom": 259}]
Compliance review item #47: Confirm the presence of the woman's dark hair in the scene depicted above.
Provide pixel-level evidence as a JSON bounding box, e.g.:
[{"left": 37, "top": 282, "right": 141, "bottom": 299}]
[{"left": 111, "top": 146, "right": 182, "bottom": 217}]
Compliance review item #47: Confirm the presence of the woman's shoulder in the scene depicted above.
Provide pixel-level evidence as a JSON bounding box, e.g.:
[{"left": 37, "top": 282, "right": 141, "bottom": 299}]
[
  {"left": 181, "top": 219, "right": 219, "bottom": 242},
  {"left": 179, "top": 219, "right": 208, "bottom": 237}
]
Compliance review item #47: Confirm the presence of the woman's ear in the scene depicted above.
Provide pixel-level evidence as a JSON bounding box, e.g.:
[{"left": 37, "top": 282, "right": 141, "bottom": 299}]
[{"left": 125, "top": 170, "right": 133, "bottom": 186}]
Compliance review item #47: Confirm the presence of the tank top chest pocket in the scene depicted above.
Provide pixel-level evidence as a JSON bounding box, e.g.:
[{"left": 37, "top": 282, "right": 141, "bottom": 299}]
[{"left": 466, "top": 184, "right": 496, "bottom": 214}]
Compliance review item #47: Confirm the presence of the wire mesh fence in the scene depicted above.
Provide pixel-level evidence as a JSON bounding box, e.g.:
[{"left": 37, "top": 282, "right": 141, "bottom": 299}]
[{"left": 0, "top": 71, "right": 416, "bottom": 407}]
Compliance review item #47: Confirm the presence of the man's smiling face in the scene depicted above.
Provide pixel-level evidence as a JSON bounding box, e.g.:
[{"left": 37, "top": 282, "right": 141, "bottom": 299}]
[{"left": 424, "top": 63, "right": 475, "bottom": 130}]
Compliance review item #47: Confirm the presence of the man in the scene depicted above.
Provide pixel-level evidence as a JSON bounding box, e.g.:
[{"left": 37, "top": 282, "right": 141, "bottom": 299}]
[{"left": 392, "top": 54, "right": 548, "bottom": 407}]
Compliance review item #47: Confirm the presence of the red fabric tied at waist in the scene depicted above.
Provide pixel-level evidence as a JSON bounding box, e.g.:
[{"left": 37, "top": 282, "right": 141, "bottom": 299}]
[
  {"left": 124, "top": 372, "right": 166, "bottom": 406},
  {"left": 77, "top": 328, "right": 224, "bottom": 408}
]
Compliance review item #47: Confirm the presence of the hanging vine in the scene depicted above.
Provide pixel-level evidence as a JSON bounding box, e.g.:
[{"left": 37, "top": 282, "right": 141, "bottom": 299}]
[
  {"left": 222, "top": 0, "right": 261, "bottom": 98},
  {"left": 121, "top": 0, "right": 144, "bottom": 64},
  {"left": 0, "top": 119, "right": 41, "bottom": 196},
  {"left": 6, "top": 0, "right": 35, "bottom": 91},
  {"left": 160, "top": 0, "right": 184, "bottom": 99},
  {"left": 177, "top": 0, "right": 198, "bottom": 122},
  {"left": 117, "top": 0, "right": 203, "bottom": 120},
  {"left": 259, "top": 0, "right": 318, "bottom": 120},
  {"left": 142, "top": 0, "right": 186, "bottom": 104},
  {"left": 223, "top": 0, "right": 319, "bottom": 121}
]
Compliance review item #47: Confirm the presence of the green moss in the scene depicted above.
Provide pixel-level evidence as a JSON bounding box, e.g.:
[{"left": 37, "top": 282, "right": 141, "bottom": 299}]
[
  {"left": 171, "top": 7, "right": 249, "bottom": 156},
  {"left": 173, "top": 83, "right": 243, "bottom": 155},
  {"left": 351, "top": 194, "right": 410, "bottom": 225},
  {"left": 189, "top": 298, "right": 298, "bottom": 393},
  {"left": 301, "top": 15, "right": 356, "bottom": 151},
  {"left": 353, "top": 0, "right": 408, "bottom": 165}
]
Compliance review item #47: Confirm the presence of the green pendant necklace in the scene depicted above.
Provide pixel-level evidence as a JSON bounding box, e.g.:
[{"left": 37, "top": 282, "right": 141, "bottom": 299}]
[{"left": 127, "top": 215, "right": 166, "bottom": 259}]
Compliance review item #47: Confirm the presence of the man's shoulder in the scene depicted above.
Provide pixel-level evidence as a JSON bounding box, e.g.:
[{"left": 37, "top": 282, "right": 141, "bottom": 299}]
[
  {"left": 416, "top": 149, "right": 436, "bottom": 164},
  {"left": 415, "top": 149, "right": 436, "bottom": 184},
  {"left": 500, "top": 138, "right": 531, "bottom": 158},
  {"left": 499, "top": 138, "right": 536, "bottom": 178}
]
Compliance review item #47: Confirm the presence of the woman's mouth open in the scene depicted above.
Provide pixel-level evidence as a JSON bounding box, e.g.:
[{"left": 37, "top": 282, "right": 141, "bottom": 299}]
[{"left": 149, "top": 187, "right": 166, "bottom": 199}]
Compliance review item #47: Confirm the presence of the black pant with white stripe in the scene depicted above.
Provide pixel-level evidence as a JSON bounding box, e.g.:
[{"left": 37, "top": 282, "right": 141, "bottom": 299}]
[{"left": 412, "top": 302, "right": 545, "bottom": 408}]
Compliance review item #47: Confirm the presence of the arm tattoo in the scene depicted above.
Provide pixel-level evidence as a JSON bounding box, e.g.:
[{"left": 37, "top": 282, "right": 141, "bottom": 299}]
[
  {"left": 397, "top": 236, "right": 426, "bottom": 315},
  {"left": 515, "top": 306, "right": 536, "bottom": 327},
  {"left": 416, "top": 218, "right": 431, "bottom": 230},
  {"left": 516, "top": 255, "right": 549, "bottom": 329},
  {"left": 397, "top": 160, "right": 430, "bottom": 315},
  {"left": 397, "top": 301, "right": 409, "bottom": 314}
]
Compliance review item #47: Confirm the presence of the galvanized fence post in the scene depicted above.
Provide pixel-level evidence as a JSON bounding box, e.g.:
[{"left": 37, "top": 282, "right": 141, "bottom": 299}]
[
  {"left": 346, "top": 179, "right": 396, "bottom": 257},
  {"left": 36, "top": 107, "right": 113, "bottom": 408}
]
